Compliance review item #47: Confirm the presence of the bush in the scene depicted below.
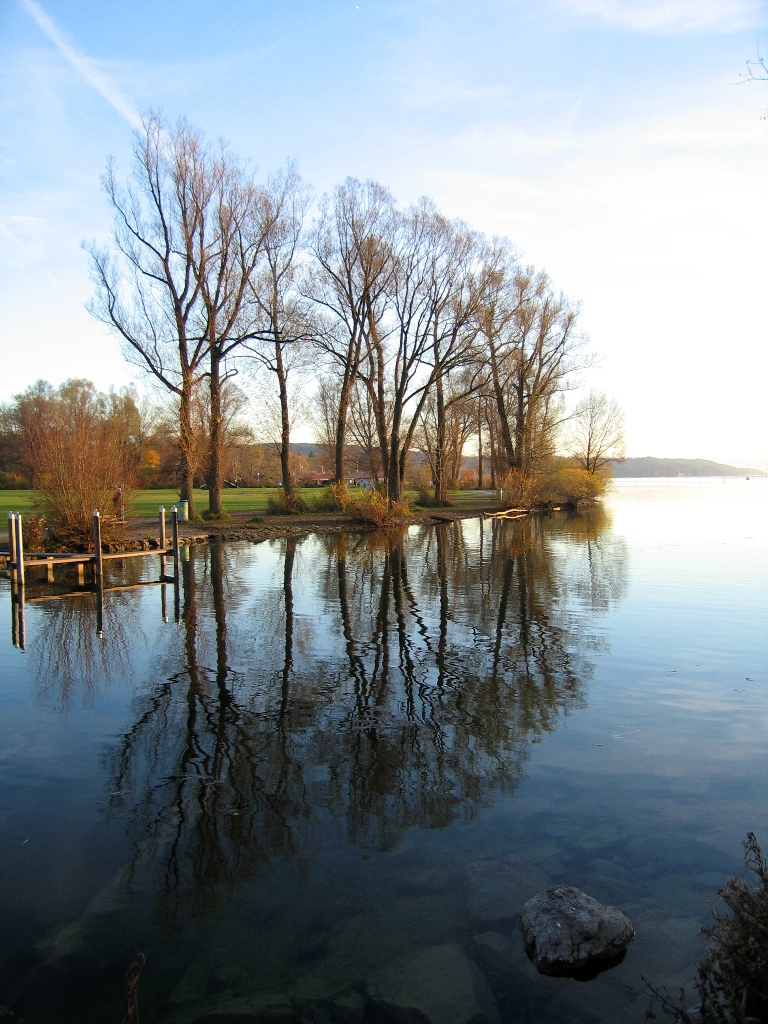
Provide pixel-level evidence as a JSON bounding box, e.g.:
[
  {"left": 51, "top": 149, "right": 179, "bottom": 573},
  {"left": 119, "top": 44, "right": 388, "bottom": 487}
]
[
  {"left": 314, "top": 482, "right": 348, "bottom": 512},
  {"left": 500, "top": 463, "right": 607, "bottom": 510},
  {"left": 28, "top": 381, "right": 134, "bottom": 546},
  {"left": 23, "top": 513, "right": 47, "bottom": 552},
  {"left": 266, "top": 488, "right": 309, "bottom": 515},
  {"left": 499, "top": 469, "right": 540, "bottom": 508},
  {"left": 645, "top": 832, "right": 768, "bottom": 1023},
  {"left": 344, "top": 490, "right": 411, "bottom": 527},
  {"left": 412, "top": 469, "right": 452, "bottom": 507}
]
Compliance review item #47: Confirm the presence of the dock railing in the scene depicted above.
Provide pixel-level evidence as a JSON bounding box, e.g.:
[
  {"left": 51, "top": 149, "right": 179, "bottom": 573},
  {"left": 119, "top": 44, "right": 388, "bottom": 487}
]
[{"left": 3, "top": 506, "right": 184, "bottom": 649}]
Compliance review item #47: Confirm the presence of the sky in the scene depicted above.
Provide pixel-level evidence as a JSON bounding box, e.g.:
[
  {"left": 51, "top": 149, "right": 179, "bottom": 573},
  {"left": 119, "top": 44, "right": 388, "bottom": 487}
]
[{"left": 1, "top": 0, "right": 767, "bottom": 468}]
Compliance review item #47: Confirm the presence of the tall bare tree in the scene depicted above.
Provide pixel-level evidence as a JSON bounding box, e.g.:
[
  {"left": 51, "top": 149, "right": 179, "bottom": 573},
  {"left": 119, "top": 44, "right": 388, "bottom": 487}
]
[
  {"left": 247, "top": 166, "right": 314, "bottom": 499},
  {"left": 478, "top": 245, "right": 587, "bottom": 477},
  {"left": 86, "top": 113, "right": 213, "bottom": 517},
  {"left": 567, "top": 390, "right": 626, "bottom": 474},
  {"left": 196, "top": 146, "right": 269, "bottom": 515},
  {"left": 347, "top": 378, "right": 384, "bottom": 482},
  {"left": 420, "top": 219, "right": 485, "bottom": 503},
  {"left": 307, "top": 178, "right": 395, "bottom": 484}
]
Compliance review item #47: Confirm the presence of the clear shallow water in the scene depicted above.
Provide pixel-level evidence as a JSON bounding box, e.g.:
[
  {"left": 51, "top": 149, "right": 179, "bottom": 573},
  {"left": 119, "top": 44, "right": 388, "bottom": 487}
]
[{"left": 1, "top": 478, "right": 767, "bottom": 1024}]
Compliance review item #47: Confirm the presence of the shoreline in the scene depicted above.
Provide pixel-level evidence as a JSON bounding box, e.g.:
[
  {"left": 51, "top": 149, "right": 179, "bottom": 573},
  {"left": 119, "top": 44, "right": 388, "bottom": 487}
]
[
  {"left": 1, "top": 500, "right": 606, "bottom": 557},
  {"left": 122, "top": 505, "right": 504, "bottom": 550},
  {"left": 1, "top": 505, "right": 504, "bottom": 555}
]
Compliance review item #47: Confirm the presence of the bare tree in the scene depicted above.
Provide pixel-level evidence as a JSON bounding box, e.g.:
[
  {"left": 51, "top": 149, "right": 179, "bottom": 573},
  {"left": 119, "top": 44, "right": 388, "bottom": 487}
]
[
  {"left": 416, "top": 384, "right": 476, "bottom": 497},
  {"left": 567, "top": 390, "right": 626, "bottom": 474},
  {"left": 355, "top": 199, "right": 453, "bottom": 502},
  {"left": 247, "top": 166, "right": 314, "bottom": 499},
  {"left": 478, "top": 245, "right": 587, "bottom": 476},
  {"left": 87, "top": 113, "right": 271, "bottom": 517},
  {"left": 742, "top": 51, "right": 768, "bottom": 83},
  {"left": 307, "top": 178, "right": 396, "bottom": 484},
  {"left": 310, "top": 374, "right": 341, "bottom": 469},
  {"left": 347, "top": 378, "right": 384, "bottom": 482},
  {"left": 86, "top": 113, "right": 213, "bottom": 517},
  {"left": 420, "top": 219, "right": 486, "bottom": 503},
  {"left": 197, "top": 147, "right": 269, "bottom": 515}
]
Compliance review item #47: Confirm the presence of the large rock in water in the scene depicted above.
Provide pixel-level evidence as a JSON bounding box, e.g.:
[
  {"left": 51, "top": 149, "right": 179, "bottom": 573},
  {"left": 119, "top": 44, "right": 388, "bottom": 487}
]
[
  {"left": 366, "top": 943, "right": 501, "bottom": 1024},
  {"left": 519, "top": 885, "right": 634, "bottom": 976},
  {"left": 465, "top": 856, "right": 550, "bottom": 922}
]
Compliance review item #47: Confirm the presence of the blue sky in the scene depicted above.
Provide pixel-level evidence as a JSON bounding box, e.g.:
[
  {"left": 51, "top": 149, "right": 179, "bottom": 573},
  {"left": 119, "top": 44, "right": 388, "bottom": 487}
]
[{"left": 1, "top": 0, "right": 767, "bottom": 466}]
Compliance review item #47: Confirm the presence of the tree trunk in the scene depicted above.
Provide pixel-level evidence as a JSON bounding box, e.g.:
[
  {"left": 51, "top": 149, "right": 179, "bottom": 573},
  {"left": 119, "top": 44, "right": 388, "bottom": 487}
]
[
  {"left": 513, "top": 369, "right": 525, "bottom": 473},
  {"left": 387, "top": 399, "right": 403, "bottom": 503},
  {"left": 488, "top": 416, "right": 497, "bottom": 488},
  {"left": 490, "top": 346, "right": 516, "bottom": 470},
  {"left": 276, "top": 343, "right": 293, "bottom": 498},
  {"left": 477, "top": 400, "right": 483, "bottom": 488},
  {"left": 207, "top": 350, "right": 223, "bottom": 515},
  {"left": 374, "top": 325, "right": 389, "bottom": 489},
  {"left": 334, "top": 373, "right": 353, "bottom": 485},
  {"left": 179, "top": 380, "right": 196, "bottom": 519},
  {"left": 434, "top": 374, "right": 447, "bottom": 504}
]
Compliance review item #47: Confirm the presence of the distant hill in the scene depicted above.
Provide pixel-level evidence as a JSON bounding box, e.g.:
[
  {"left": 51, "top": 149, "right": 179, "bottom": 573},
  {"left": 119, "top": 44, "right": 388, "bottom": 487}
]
[
  {"left": 281, "top": 445, "right": 765, "bottom": 479},
  {"left": 610, "top": 457, "right": 765, "bottom": 478}
]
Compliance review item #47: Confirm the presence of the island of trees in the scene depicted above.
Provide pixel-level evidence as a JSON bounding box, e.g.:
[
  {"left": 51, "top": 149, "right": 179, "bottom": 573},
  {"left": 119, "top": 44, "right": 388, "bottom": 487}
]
[{"left": 0, "top": 113, "right": 626, "bottom": 541}]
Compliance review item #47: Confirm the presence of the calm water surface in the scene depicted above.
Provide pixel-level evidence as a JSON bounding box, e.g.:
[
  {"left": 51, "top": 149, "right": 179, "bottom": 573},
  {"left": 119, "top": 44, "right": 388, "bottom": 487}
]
[{"left": 1, "top": 479, "right": 767, "bottom": 1024}]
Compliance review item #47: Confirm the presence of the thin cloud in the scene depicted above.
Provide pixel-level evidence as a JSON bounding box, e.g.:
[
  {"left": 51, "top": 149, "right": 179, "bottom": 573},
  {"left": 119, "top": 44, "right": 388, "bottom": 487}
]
[
  {"left": 20, "top": 0, "right": 140, "bottom": 126},
  {"left": 556, "top": 0, "right": 762, "bottom": 32}
]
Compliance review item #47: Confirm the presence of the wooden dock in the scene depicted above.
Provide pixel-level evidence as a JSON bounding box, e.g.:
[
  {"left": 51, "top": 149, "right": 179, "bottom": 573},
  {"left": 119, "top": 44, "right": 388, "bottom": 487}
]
[{"left": 4, "top": 506, "right": 183, "bottom": 649}]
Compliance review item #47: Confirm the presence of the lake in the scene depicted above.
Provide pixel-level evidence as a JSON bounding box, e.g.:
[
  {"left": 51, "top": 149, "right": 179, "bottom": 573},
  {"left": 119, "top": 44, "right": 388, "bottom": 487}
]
[{"left": 1, "top": 478, "right": 767, "bottom": 1024}]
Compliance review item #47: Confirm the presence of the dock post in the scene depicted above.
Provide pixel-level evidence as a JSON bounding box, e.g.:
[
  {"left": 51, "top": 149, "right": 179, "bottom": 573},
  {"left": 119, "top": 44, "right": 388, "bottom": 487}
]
[
  {"left": 159, "top": 505, "right": 167, "bottom": 591},
  {"left": 171, "top": 506, "right": 180, "bottom": 572},
  {"left": 17, "top": 584, "right": 26, "bottom": 651},
  {"left": 92, "top": 510, "right": 103, "bottom": 579},
  {"left": 11, "top": 587, "right": 19, "bottom": 648},
  {"left": 14, "top": 514, "right": 26, "bottom": 650},
  {"left": 171, "top": 506, "right": 180, "bottom": 622},
  {"left": 14, "top": 513, "right": 25, "bottom": 590},
  {"left": 96, "top": 575, "right": 104, "bottom": 638},
  {"left": 8, "top": 512, "right": 17, "bottom": 584}
]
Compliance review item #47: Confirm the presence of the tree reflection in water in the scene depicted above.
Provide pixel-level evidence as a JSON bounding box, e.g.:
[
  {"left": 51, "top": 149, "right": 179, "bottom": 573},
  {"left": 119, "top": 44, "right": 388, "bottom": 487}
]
[
  {"left": 31, "top": 560, "right": 151, "bottom": 705},
  {"left": 102, "top": 512, "right": 626, "bottom": 923}
]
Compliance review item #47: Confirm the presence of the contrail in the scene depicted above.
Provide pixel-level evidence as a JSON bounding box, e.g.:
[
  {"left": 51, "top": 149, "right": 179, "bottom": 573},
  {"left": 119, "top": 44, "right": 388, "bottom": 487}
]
[{"left": 20, "top": 0, "right": 140, "bottom": 127}]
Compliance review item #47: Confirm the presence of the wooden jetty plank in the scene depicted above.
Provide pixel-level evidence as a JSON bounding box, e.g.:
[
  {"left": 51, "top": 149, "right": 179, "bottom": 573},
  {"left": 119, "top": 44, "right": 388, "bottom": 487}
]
[{"left": 22, "top": 554, "right": 92, "bottom": 564}]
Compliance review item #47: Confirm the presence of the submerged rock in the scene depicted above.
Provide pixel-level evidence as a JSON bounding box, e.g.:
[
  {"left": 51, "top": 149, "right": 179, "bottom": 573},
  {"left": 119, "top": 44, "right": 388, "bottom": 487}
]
[
  {"left": 465, "top": 855, "right": 550, "bottom": 922},
  {"left": 366, "top": 943, "right": 501, "bottom": 1024},
  {"left": 470, "top": 932, "right": 517, "bottom": 976},
  {"left": 190, "top": 993, "right": 296, "bottom": 1024},
  {"left": 326, "top": 990, "right": 365, "bottom": 1024},
  {"left": 519, "top": 885, "right": 634, "bottom": 976}
]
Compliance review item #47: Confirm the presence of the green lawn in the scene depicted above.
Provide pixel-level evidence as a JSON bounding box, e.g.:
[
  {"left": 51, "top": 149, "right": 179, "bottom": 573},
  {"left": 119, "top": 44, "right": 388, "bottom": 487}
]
[
  {"left": 129, "top": 488, "right": 281, "bottom": 518},
  {"left": 1, "top": 486, "right": 497, "bottom": 525},
  {"left": 0, "top": 488, "right": 282, "bottom": 522},
  {"left": 0, "top": 490, "right": 39, "bottom": 519}
]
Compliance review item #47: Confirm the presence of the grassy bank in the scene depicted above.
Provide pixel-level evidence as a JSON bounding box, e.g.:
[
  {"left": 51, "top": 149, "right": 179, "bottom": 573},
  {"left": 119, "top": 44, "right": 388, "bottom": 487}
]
[{"left": 0, "top": 486, "right": 500, "bottom": 524}]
